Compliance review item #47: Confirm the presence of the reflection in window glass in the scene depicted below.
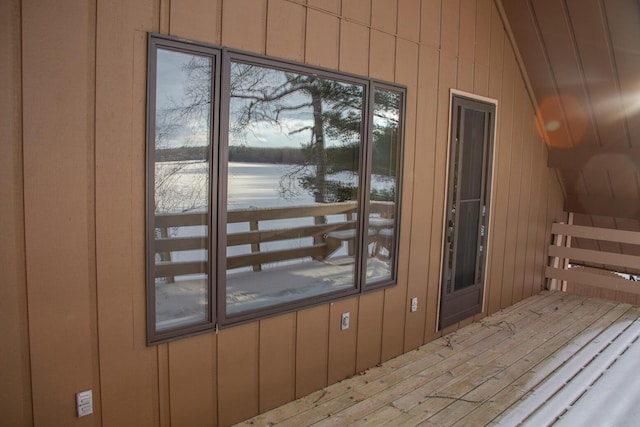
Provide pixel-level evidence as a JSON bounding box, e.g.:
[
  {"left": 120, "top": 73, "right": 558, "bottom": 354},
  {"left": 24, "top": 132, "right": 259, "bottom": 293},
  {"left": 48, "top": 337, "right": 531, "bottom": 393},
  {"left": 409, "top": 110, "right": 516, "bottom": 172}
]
[
  {"left": 366, "top": 88, "right": 402, "bottom": 284},
  {"left": 152, "top": 48, "right": 212, "bottom": 331},
  {"left": 225, "top": 61, "right": 365, "bottom": 316}
]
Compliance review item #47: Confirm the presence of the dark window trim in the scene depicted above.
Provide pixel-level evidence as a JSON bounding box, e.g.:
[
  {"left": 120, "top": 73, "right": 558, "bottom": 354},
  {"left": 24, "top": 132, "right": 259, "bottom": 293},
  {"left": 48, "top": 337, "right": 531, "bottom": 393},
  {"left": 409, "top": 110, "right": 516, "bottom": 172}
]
[
  {"left": 363, "top": 82, "right": 406, "bottom": 291},
  {"left": 146, "top": 36, "right": 222, "bottom": 344},
  {"left": 146, "top": 33, "right": 407, "bottom": 344}
]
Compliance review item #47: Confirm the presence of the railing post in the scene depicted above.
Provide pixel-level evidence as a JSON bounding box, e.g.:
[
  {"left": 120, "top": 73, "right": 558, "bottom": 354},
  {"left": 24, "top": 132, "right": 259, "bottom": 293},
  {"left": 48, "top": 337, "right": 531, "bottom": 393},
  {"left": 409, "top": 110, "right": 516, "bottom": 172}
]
[
  {"left": 549, "top": 222, "right": 565, "bottom": 291},
  {"left": 250, "top": 220, "right": 262, "bottom": 272}
]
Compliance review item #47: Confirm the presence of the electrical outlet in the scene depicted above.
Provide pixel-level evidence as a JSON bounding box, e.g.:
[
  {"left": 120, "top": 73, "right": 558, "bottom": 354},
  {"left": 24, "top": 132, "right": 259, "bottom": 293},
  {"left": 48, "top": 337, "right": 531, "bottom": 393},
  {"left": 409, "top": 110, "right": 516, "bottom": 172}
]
[
  {"left": 76, "top": 390, "right": 93, "bottom": 417},
  {"left": 410, "top": 297, "right": 418, "bottom": 312},
  {"left": 341, "top": 312, "right": 350, "bottom": 330}
]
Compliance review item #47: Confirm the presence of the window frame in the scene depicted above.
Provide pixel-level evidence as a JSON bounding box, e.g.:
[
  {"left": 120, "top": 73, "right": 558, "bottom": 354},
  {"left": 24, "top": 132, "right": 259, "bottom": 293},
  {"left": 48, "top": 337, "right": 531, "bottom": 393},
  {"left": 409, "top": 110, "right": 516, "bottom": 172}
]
[{"left": 146, "top": 33, "right": 406, "bottom": 344}]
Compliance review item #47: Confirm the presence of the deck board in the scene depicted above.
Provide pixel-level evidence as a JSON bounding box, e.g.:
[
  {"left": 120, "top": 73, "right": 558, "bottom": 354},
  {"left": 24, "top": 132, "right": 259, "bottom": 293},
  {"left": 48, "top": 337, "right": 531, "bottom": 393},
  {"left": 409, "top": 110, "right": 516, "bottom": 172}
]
[{"left": 235, "top": 291, "right": 640, "bottom": 426}]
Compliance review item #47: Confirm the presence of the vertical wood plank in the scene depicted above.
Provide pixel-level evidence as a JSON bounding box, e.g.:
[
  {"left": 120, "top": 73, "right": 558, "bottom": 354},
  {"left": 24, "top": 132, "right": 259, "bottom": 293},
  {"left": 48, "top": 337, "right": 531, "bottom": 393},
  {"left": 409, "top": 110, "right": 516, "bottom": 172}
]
[
  {"left": 339, "top": 20, "right": 369, "bottom": 75},
  {"left": 259, "top": 314, "right": 296, "bottom": 413},
  {"left": 458, "top": 0, "right": 476, "bottom": 61},
  {"left": 96, "top": 1, "right": 159, "bottom": 422},
  {"left": 371, "top": 0, "right": 397, "bottom": 33},
  {"left": 522, "top": 109, "right": 541, "bottom": 298},
  {"left": 356, "top": 292, "right": 384, "bottom": 372},
  {"left": 474, "top": 0, "right": 491, "bottom": 95},
  {"left": 168, "top": 334, "right": 217, "bottom": 426},
  {"left": 369, "top": 29, "right": 395, "bottom": 81},
  {"left": 158, "top": 344, "right": 171, "bottom": 427},
  {"left": 512, "top": 84, "right": 535, "bottom": 303},
  {"left": 267, "top": 0, "right": 305, "bottom": 62},
  {"left": 484, "top": 0, "right": 505, "bottom": 316},
  {"left": 308, "top": 0, "right": 340, "bottom": 14},
  {"left": 440, "top": 0, "right": 459, "bottom": 55},
  {"left": 328, "top": 298, "right": 359, "bottom": 383},
  {"left": 222, "top": 0, "right": 267, "bottom": 53},
  {"left": 384, "top": 37, "right": 416, "bottom": 351},
  {"left": 397, "top": 0, "right": 420, "bottom": 42},
  {"left": 342, "top": 0, "right": 371, "bottom": 25},
  {"left": 457, "top": 0, "right": 475, "bottom": 91},
  {"left": 421, "top": 0, "right": 441, "bottom": 48},
  {"left": 486, "top": 37, "right": 515, "bottom": 316},
  {"left": 218, "top": 323, "right": 259, "bottom": 425},
  {"left": 296, "top": 305, "right": 329, "bottom": 398},
  {"left": 381, "top": 283, "right": 407, "bottom": 361},
  {"left": 500, "top": 67, "right": 525, "bottom": 309},
  {"left": 0, "top": 1, "right": 32, "bottom": 425},
  {"left": 169, "top": 0, "right": 221, "bottom": 44},
  {"left": 305, "top": 9, "right": 339, "bottom": 68},
  {"left": 22, "top": 0, "right": 99, "bottom": 424},
  {"left": 395, "top": 38, "right": 422, "bottom": 351},
  {"left": 412, "top": 46, "right": 441, "bottom": 344}
]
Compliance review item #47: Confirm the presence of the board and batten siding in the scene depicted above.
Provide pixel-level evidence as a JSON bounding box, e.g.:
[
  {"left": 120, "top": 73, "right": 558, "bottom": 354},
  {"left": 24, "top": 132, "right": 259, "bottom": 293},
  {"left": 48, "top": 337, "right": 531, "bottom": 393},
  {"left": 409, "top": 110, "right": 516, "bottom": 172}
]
[{"left": 0, "top": 0, "right": 564, "bottom": 425}]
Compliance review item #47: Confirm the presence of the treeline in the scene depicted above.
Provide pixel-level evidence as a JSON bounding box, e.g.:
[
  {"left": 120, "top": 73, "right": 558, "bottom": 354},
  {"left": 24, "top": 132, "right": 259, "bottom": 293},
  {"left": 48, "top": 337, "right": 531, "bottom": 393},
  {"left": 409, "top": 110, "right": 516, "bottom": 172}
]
[
  {"left": 155, "top": 143, "right": 396, "bottom": 178},
  {"left": 229, "top": 146, "right": 305, "bottom": 164}
]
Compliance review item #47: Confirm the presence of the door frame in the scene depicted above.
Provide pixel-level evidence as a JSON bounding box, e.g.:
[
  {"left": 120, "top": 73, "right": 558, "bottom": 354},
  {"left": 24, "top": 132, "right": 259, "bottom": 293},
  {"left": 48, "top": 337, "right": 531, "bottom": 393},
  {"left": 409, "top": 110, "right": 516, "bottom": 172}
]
[{"left": 435, "top": 89, "right": 498, "bottom": 331}]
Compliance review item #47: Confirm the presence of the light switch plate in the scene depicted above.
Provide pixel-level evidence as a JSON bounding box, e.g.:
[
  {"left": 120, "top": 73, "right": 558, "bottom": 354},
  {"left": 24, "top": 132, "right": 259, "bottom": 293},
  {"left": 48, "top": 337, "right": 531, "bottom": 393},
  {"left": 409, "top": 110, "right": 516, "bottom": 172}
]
[
  {"left": 341, "top": 312, "right": 350, "bottom": 330},
  {"left": 76, "top": 390, "right": 93, "bottom": 417}
]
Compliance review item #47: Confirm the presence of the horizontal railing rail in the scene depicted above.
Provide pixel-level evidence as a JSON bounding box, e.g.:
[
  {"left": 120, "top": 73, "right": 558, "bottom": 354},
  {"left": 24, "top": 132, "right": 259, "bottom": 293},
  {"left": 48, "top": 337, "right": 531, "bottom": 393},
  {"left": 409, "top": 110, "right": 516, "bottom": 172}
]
[
  {"left": 152, "top": 201, "right": 395, "bottom": 278},
  {"left": 546, "top": 222, "right": 640, "bottom": 296}
]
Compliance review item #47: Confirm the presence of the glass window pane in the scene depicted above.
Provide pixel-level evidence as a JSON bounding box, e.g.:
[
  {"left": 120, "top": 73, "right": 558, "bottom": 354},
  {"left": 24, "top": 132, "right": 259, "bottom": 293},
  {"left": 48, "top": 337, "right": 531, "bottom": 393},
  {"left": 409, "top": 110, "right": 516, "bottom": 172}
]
[
  {"left": 225, "top": 61, "right": 364, "bottom": 316},
  {"left": 366, "top": 88, "right": 402, "bottom": 285},
  {"left": 152, "top": 48, "right": 212, "bottom": 331}
]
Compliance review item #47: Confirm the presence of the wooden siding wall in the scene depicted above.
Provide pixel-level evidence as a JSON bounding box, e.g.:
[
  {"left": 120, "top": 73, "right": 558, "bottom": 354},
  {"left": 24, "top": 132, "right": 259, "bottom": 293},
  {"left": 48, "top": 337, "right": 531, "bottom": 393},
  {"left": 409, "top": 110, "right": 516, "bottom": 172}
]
[{"left": 0, "top": 0, "right": 564, "bottom": 425}]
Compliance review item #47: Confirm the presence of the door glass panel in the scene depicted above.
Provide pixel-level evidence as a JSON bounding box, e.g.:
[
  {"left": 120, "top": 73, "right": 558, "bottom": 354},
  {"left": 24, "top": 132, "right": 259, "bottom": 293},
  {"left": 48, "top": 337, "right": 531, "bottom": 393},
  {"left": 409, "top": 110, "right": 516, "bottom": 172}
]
[
  {"left": 460, "top": 109, "right": 486, "bottom": 200},
  {"left": 152, "top": 48, "right": 212, "bottom": 332},
  {"left": 454, "top": 200, "right": 480, "bottom": 290},
  {"left": 225, "top": 61, "right": 365, "bottom": 316}
]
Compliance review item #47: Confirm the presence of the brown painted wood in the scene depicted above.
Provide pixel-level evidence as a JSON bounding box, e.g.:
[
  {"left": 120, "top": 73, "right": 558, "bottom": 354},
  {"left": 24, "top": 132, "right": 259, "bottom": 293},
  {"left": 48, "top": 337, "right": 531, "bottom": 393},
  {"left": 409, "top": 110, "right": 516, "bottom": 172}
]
[
  {"left": 440, "top": 0, "right": 460, "bottom": 55},
  {"left": 267, "top": 0, "right": 305, "bottom": 62},
  {"left": 95, "top": 1, "right": 159, "bottom": 424},
  {"left": 420, "top": 0, "right": 441, "bottom": 48},
  {"left": 395, "top": 36, "right": 421, "bottom": 351},
  {"left": 487, "top": 38, "right": 515, "bottom": 315},
  {"left": 168, "top": 334, "right": 217, "bottom": 427},
  {"left": 218, "top": 323, "right": 259, "bottom": 425},
  {"left": 307, "top": 0, "right": 340, "bottom": 14},
  {"left": 169, "top": 0, "right": 221, "bottom": 44},
  {"left": 342, "top": 0, "right": 371, "bottom": 24},
  {"left": 296, "top": 305, "right": 329, "bottom": 398},
  {"left": 513, "top": 86, "right": 536, "bottom": 303},
  {"left": 397, "top": 0, "right": 420, "bottom": 42},
  {"left": 0, "top": 0, "right": 32, "bottom": 424},
  {"left": 356, "top": 292, "right": 384, "bottom": 372},
  {"left": 339, "top": 20, "right": 369, "bottom": 75},
  {"left": 371, "top": 0, "right": 397, "bottom": 34},
  {"left": 260, "top": 314, "right": 296, "bottom": 412},
  {"left": 369, "top": 29, "right": 395, "bottom": 81},
  {"left": 22, "top": 1, "right": 99, "bottom": 424},
  {"left": 222, "top": 0, "right": 267, "bottom": 53},
  {"left": 157, "top": 344, "right": 171, "bottom": 427},
  {"left": 411, "top": 45, "right": 439, "bottom": 345},
  {"left": 328, "top": 298, "right": 359, "bottom": 383},
  {"left": 305, "top": 9, "right": 339, "bottom": 68}
]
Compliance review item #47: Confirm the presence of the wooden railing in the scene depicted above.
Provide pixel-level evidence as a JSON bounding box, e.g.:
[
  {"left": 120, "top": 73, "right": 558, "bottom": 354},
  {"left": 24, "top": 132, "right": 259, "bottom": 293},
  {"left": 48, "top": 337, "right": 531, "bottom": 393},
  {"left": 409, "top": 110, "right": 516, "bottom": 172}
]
[
  {"left": 153, "top": 201, "right": 395, "bottom": 279},
  {"left": 546, "top": 222, "right": 640, "bottom": 298}
]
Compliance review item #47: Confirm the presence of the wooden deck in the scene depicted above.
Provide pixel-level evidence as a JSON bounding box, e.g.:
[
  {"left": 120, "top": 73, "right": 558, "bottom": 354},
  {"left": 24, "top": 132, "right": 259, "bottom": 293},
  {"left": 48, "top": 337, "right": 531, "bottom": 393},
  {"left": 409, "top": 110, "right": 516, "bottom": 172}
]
[{"left": 236, "top": 291, "right": 640, "bottom": 426}]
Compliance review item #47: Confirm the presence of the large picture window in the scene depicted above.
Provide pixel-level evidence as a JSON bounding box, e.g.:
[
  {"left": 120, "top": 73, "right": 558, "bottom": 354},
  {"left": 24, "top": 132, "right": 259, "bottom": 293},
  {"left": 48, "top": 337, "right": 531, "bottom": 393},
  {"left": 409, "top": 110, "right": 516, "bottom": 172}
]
[{"left": 146, "top": 34, "right": 405, "bottom": 343}]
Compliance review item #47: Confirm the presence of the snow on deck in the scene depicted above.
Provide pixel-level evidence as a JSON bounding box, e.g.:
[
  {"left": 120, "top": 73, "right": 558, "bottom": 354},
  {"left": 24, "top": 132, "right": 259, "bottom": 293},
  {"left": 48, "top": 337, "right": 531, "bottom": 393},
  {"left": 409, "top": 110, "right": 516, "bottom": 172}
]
[
  {"left": 156, "top": 257, "right": 391, "bottom": 325},
  {"left": 235, "top": 291, "right": 640, "bottom": 426}
]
